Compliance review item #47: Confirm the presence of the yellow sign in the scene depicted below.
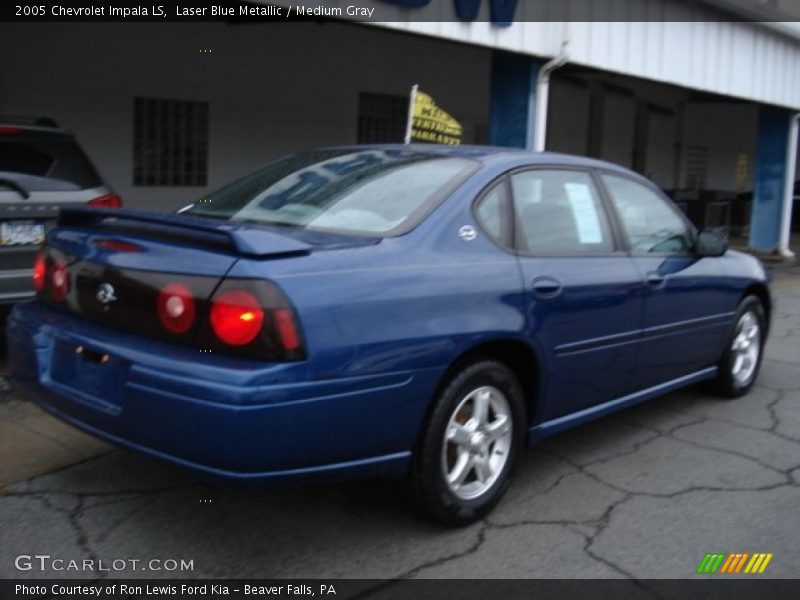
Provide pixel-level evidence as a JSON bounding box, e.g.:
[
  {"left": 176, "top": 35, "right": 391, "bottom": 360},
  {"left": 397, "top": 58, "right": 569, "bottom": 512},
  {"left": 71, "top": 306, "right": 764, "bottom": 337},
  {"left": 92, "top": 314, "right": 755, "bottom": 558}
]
[{"left": 406, "top": 86, "right": 462, "bottom": 146}]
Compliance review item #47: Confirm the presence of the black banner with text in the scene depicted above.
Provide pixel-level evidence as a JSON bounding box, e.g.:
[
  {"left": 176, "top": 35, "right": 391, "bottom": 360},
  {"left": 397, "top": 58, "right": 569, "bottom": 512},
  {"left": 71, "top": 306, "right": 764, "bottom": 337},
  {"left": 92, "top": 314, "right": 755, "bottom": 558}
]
[
  {"left": 3, "top": 0, "right": 798, "bottom": 23},
  {"left": 3, "top": 579, "right": 800, "bottom": 600}
]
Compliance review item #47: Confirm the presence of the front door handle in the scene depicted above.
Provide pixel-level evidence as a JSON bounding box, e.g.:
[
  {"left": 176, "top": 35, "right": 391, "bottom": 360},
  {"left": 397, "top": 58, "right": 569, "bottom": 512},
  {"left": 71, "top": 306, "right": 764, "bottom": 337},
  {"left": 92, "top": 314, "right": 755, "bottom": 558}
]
[
  {"left": 531, "top": 276, "right": 563, "bottom": 298},
  {"left": 646, "top": 272, "right": 666, "bottom": 289}
]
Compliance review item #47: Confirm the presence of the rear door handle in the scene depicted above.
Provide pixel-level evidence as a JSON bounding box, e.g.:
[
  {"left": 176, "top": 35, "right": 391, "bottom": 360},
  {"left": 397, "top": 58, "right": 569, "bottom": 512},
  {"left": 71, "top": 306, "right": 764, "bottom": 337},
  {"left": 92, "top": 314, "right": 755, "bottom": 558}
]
[
  {"left": 646, "top": 272, "right": 666, "bottom": 288},
  {"left": 531, "top": 276, "right": 563, "bottom": 298}
]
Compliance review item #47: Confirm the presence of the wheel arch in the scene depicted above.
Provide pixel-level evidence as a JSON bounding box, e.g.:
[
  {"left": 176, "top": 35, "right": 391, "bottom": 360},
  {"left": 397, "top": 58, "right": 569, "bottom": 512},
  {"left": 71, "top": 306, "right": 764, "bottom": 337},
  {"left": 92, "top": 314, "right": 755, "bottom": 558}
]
[
  {"left": 742, "top": 283, "right": 772, "bottom": 334},
  {"left": 432, "top": 337, "right": 543, "bottom": 427}
]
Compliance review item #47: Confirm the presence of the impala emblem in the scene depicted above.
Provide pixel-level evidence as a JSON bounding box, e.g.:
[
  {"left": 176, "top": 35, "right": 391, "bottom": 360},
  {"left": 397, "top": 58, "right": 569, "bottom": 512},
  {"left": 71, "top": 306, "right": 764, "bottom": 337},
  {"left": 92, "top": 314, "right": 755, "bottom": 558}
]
[
  {"left": 96, "top": 283, "right": 117, "bottom": 305},
  {"left": 459, "top": 225, "right": 477, "bottom": 242}
]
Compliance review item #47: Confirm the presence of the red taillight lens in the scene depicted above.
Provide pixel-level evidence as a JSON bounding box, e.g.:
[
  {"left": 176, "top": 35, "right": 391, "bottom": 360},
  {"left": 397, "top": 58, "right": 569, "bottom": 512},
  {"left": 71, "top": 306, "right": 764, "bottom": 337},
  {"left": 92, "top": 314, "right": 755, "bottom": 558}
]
[
  {"left": 51, "top": 259, "right": 69, "bottom": 301},
  {"left": 0, "top": 126, "right": 21, "bottom": 135},
  {"left": 198, "top": 280, "right": 305, "bottom": 360},
  {"left": 273, "top": 308, "right": 300, "bottom": 351},
  {"left": 88, "top": 194, "right": 123, "bottom": 208},
  {"left": 94, "top": 239, "right": 141, "bottom": 252},
  {"left": 33, "top": 251, "right": 46, "bottom": 292},
  {"left": 157, "top": 283, "right": 196, "bottom": 334},
  {"left": 210, "top": 290, "right": 265, "bottom": 346}
]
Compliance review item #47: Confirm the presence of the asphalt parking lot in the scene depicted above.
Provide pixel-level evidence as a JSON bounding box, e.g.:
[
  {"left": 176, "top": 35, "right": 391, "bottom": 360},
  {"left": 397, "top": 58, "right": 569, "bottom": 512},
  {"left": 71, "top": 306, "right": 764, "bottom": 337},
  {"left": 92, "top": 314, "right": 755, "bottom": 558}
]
[{"left": 1, "top": 267, "right": 799, "bottom": 581}]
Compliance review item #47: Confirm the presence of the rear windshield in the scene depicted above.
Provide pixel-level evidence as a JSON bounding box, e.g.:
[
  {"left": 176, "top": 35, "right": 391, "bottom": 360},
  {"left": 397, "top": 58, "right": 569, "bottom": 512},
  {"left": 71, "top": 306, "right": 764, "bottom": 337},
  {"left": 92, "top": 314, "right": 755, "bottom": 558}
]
[
  {"left": 184, "top": 149, "right": 479, "bottom": 236},
  {"left": 0, "top": 133, "right": 103, "bottom": 190}
]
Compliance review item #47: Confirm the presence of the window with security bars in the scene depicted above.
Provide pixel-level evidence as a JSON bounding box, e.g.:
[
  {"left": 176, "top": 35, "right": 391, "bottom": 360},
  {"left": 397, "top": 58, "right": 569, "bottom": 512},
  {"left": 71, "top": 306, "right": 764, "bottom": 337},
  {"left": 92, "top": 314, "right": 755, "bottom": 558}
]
[
  {"left": 357, "top": 92, "right": 409, "bottom": 144},
  {"left": 133, "top": 97, "right": 208, "bottom": 186}
]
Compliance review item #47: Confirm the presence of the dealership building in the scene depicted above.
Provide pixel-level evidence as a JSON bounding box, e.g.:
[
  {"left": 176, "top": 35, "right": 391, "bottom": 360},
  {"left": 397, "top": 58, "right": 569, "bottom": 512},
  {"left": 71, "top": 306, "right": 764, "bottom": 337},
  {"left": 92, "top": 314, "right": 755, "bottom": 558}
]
[{"left": 2, "top": 0, "right": 800, "bottom": 255}]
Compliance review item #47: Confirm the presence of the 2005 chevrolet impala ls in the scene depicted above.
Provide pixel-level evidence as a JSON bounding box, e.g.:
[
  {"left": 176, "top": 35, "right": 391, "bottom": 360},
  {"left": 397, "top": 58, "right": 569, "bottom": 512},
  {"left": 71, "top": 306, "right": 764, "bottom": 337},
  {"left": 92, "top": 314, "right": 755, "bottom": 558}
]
[{"left": 8, "top": 145, "right": 770, "bottom": 523}]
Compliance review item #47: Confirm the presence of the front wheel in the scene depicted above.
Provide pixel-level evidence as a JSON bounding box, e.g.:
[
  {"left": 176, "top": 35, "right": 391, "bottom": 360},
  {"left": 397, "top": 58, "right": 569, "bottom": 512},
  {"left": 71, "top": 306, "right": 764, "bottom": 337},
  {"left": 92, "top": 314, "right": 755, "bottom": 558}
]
[
  {"left": 409, "top": 360, "right": 525, "bottom": 525},
  {"left": 711, "top": 296, "right": 766, "bottom": 398}
]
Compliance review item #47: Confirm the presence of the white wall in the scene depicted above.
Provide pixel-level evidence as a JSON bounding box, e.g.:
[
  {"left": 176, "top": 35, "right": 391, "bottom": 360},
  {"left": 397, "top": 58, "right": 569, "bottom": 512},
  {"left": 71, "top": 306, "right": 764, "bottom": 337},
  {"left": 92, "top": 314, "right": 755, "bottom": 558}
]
[
  {"left": 372, "top": 7, "right": 800, "bottom": 110},
  {"left": 0, "top": 22, "right": 490, "bottom": 211}
]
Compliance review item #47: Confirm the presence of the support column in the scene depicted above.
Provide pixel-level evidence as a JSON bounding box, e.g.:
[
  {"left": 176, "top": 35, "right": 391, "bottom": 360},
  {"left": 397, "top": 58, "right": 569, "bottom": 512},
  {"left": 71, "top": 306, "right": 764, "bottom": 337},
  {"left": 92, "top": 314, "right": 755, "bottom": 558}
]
[
  {"left": 749, "top": 106, "right": 794, "bottom": 252},
  {"left": 489, "top": 51, "right": 542, "bottom": 149}
]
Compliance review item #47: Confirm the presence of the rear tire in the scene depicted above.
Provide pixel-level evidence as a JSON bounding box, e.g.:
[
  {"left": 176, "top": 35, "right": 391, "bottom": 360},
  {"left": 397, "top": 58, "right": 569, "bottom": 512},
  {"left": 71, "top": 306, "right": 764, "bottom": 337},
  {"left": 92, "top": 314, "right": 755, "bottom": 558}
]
[
  {"left": 710, "top": 296, "right": 766, "bottom": 398},
  {"left": 409, "top": 360, "right": 525, "bottom": 525}
]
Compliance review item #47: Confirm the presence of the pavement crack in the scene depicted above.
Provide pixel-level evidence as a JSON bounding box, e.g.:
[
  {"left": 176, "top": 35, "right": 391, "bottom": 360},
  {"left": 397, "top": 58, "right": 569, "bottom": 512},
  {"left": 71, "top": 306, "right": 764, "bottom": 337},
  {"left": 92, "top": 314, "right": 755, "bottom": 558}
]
[
  {"left": 655, "top": 396, "right": 800, "bottom": 447},
  {"left": 67, "top": 495, "right": 105, "bottom": 578},
  {"left": 766, "top": 389, "right": 790, "bottom": 437},
  {"left": 612, "top": 413, "right": 793, "bottom": 480},
  {"left": 543, "top": 447, "right": 795, "bottom": 499},
  {"left": 580, "top": 498, "right": 639, "bottom": 580},
  {"left": 346, "top": 521, "right": 490, "bottom": 598},
  {"left": 19, "top": 491, "right": 104, "bottom": 579}
]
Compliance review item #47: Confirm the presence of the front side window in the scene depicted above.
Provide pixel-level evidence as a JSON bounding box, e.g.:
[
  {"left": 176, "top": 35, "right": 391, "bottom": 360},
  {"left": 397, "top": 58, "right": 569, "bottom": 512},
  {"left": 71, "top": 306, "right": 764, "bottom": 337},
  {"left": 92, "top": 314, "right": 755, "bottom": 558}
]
[
  {"left": 184, "top": 149, "right": 478, "bottom": 236},
  {"left": 601, "top": 174, "right": 693, "bottom": 254},
  {"left": 511, "top": 169, "right": 615, "bottom": 255}
]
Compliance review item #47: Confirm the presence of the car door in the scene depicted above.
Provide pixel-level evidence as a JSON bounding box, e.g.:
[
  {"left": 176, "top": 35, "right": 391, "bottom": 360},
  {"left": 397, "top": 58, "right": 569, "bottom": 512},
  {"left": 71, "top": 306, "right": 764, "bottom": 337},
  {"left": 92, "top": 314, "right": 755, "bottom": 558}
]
[
  {"left": 508, "top": 168, "right": 645, "bottom": 422},
  {"left": 598, "top": 172, "right": 731, "bottom": 390}
]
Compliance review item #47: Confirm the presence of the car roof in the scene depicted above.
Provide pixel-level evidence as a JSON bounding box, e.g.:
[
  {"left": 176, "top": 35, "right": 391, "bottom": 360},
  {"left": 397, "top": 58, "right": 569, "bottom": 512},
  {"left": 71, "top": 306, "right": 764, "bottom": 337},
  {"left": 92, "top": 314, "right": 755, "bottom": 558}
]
[{"left": 327, "top": 143, "right": 639, "bottom": 177}]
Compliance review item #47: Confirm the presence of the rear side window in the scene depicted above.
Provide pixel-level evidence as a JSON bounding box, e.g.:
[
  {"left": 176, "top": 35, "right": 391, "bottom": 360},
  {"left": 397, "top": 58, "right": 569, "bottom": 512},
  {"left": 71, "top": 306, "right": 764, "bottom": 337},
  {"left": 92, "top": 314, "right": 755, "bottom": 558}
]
[
  {"left": 0, "top": 134, "right": 102, "bottom": 190},
  {"left": 510, "top": 169, "right": 615, "bottom": 255},
  {"left": 474, "top": 181, "right": 511, "bottom": 247},
  {"left": 601, "top": 174, "right": 693, "bottom": 254}
]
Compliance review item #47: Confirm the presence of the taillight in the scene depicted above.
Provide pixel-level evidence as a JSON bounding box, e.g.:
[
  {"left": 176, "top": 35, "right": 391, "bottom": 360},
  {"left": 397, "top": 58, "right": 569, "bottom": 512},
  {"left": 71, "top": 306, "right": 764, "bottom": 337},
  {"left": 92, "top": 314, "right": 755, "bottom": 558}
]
[
  {"left": 199, "top": 280, "right": 305, "bottom": 360},
  {"left": 273, "top": 308, "right": 300, "bottom": 351},
  {"left": 88, "top": 194, "right": 123, "bottom": 208},
  {"left": 51, "top": 259, "right": 69, "bottom": 301},
  {"left": 33, "top": 250, "right": 46, "bottom": 291},
  {"left": 210, "top": 290, "right": 265, "bottom": 346},
  {"left": 157, "top": 283, "right": 196, "bottom": 334},
  {"left": 0, "top": 126, "right": 21, "bottom": 135}
]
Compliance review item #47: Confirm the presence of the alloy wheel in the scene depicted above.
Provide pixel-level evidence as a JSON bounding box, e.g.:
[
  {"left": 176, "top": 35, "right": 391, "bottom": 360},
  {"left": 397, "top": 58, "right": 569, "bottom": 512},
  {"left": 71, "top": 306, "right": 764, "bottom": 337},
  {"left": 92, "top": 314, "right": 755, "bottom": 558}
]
[
  {"left": 730, "top": 310, "right": 761, "bottom": 387},
  {"left": 441, "top": 385, "right": 513, "bottom": 500}
]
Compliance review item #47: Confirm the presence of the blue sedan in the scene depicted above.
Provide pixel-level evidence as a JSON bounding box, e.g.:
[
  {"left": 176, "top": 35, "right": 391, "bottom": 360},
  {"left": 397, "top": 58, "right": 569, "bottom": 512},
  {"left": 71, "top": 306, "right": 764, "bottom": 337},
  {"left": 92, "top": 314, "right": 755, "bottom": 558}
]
[{"left": 7, "top": 145, "right": 770, "bottom": 523}]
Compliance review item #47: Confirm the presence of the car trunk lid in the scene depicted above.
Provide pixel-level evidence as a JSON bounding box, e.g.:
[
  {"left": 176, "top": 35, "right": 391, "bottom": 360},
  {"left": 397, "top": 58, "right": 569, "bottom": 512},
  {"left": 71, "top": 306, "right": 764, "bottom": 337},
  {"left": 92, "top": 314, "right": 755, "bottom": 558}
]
[{"left": 37, "top": 208, "right": 373, "bottom": 355}]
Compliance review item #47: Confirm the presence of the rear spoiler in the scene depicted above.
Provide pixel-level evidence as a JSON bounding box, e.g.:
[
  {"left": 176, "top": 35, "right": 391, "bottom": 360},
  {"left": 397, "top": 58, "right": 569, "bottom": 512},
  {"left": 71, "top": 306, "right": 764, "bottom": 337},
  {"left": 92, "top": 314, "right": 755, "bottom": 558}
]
[{"left": 57, "top": 207, "right": 312, "bottom": 258}]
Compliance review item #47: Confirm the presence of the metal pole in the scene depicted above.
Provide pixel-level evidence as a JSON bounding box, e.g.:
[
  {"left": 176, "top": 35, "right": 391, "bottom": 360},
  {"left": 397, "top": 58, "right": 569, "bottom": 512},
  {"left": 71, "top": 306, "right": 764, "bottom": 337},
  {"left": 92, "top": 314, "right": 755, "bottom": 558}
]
[
  {"left": 778, "top": 112, "right": 799, "bottom": 258},
  {"left": 532, "top": 42, "right": 569, "bottom": 152},
  {"left": 404, "top": 84, "right": 418, "bottom": 145}
]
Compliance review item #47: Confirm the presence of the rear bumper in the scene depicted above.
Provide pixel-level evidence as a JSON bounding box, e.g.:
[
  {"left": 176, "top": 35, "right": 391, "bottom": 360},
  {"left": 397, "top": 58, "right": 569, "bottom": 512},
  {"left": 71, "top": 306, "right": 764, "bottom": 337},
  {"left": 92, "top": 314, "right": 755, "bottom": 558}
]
[{"left": 7, "top": 301, "right": 441, "bottom": 483}]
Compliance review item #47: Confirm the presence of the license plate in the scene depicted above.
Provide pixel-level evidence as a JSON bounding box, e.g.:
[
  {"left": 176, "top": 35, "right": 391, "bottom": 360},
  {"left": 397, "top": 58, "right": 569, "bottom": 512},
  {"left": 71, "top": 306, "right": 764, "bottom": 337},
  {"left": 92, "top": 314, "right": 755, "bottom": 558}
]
[
  {"left": 50, "top": 339, "right": 128, "bottom": 413},
  {"left": 0, "top": 220, "right": 45, "bottom": 246}
]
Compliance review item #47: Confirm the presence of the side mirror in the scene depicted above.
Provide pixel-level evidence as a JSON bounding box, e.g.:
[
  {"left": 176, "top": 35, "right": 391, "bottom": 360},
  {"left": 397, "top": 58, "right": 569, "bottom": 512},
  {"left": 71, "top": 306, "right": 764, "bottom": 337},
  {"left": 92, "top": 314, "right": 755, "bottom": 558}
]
[{"left": 695, "top": 230, "right": 728, "bottom": 257}]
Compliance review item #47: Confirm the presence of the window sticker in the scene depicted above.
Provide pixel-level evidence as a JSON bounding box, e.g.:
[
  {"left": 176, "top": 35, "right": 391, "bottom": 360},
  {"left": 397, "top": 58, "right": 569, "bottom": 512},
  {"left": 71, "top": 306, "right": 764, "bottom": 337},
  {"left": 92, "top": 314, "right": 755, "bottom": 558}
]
[{"left": 564, "top": 183, "right": 603, "bottom": 244}]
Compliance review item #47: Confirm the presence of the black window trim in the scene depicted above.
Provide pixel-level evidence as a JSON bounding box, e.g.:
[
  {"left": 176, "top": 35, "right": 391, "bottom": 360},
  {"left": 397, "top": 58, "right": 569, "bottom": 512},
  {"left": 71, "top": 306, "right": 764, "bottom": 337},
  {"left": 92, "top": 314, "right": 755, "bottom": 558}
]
[{"left": 594, "top": 167, "right": 698, "bottom": 257}]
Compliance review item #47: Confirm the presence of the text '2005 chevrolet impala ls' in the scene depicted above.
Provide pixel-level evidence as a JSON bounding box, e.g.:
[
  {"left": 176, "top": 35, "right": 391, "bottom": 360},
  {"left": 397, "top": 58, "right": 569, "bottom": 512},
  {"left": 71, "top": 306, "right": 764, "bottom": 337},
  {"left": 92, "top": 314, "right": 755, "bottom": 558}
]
[{"left": 8, "top": 145, "right": 770, "bottom": 524}]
